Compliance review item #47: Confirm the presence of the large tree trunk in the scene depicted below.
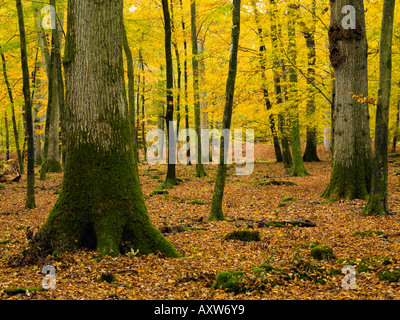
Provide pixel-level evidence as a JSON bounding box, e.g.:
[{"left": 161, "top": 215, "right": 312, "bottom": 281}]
[
  {"left": 362, "top": 0, "right": 395, "bottom": 215},
  {"left": 208, "top": 0, "right": 240, "bottom": 221},
  {"left": 322, "top": 0, "right": 372, "bottom": 200},
  {"left": 16, "top": 0, "right": 36, "bottom": 209},
  {"left": 32, "top": 0, "right": 179, "bottom": 258}
]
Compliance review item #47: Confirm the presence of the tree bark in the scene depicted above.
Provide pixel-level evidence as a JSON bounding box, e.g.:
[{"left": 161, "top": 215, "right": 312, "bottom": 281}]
[
  {"left": 269, "top": 0, "right": 292, "bottom": 169},
  {"left": 0, "top": 47, "right": 24, "bottom": 174},
  {"left": 33, "top": 0, "right": 179, "bottom": 258},
  {"left": 162, "top": 0, "right": 178, "bottom": 186},
  {"left": 322, "top": 0, "right": 372, "bottom": 200},
  {"left": 122, "top": 25, "right": 138, "bottom": 169},
  {"left": 361, "top": 0, "right": 395, "bottom": 215},
  {"left": 301, "top": 0, "right": 320, "bottom": 162},
  {"left": 191, "top": 0, "right": 207, "bottom": 177},
  {"left": 251, "top": 0, "right": 283, "bottom": 163},
  {"left": 16, "top": 0, "right": 36, "bottom": 209},
  {"left": 179, "top": 0, "right": 191, "bottom": 165},
  {"left": 208, "top": 0, "right": 240, "bottom": 221},
  {"left": 287, "top": 3, "right": 308, "bottom": 177}
]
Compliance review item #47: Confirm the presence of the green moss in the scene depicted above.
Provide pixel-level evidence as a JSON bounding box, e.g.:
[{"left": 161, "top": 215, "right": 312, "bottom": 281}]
[
  {"left": 378, "top": 269, "right": 400, "bottom": 283},
  {"left": 282, "top": 196, "right": 295, "bottom": 202},
  {"left": 190, "top": 200, "right": 206, "bottom": 205},
  {"left": 46, "top": 159, "right": 63, "bottom": 173},
  {"left": 353, "top": 230, "right": 384, "bottom": 237},
  {"left": 97, "top": 272, "right": 118, "bottom": 284},
  {"left": 212, "top": 271, "right": 247, "bottom": 294},
  {"left": 223, "top": 229, "right": 261, "bottom": 242},
  {"left": 4, "top": 287, "right": 44, "bottom": 295},
  {"left": 149, "top": 189, "right": 169, "bottom": 196},
  {"left": 321, "top": 158, "right": 371, "bottom": 200},
  {"left": 310, "top": 242, "right": 334, "bottom": 261}
]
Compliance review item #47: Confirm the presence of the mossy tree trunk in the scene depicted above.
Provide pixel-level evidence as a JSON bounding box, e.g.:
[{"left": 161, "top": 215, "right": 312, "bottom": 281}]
[
  {"left": 208, "top": 0, "right": 240, "bottom": 221},
  {"left": 361, "top": 0, "right": 395, "bottom": 216},
  {"left": 191, "top": 0, "right": 207, "bottom": 177},
  {"left": 34, "top": 0, "right": 179, "bottom": 258},
  {"left": 16, "top": 0, "right": 36, "bottom": 209},
  {"left": 287, "top": 3, "right": 308, "bottom": 177},
  {"left": 322, "top": 0, "right": 372, "bottom": 200}
]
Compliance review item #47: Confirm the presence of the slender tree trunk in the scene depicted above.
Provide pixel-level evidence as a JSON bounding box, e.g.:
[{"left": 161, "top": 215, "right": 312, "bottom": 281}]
[
  {"left": 16, "top": 0, "right": 36, "bottom": 209},
  {"left": 4, "top": 110, "right": 9, "bottom": 161},
  {"left": 322, "top": 0, "right": 372, "bottom": 200},
  {"left": 208, "top": 0, "right": 240, "bottom": 221},
  {"left": 392, "top": 89, "right": 400, "bottom": 152},
  {"left": 179, "top": 0, "right": 191, "bottom": 165},
  {"left": 361, "top": 0, "right": 395, "bottom": 215},
  {"left": 31, "top": 0, "right": 179, "bottom": 258},
  {"left": 269, "top": 0, "right": 292, "bottom": 169},
  {"left": 191, "top": 0, "right": 207, "bottom": 177},
  {"left": 39, "top": 31, "right": 55, "bottom": 180},
  {"left": 287, "top": 3, "right": 308, "bottom": 177},
  {"left": 162, "top": 0, "right": 178, "bottom": 186},
  {"left": 123, "top": 25, "right": 138, "bottom": 168},
  {"left": 302, "top": 0, "right": 320, "bottom": 162},
  {"left": 251, "top": 0, "right": 283, "bottom": 163},
  {"left": 170, "top": 0, "right": 181, "bottom": 137},
  {"left": 141, "top": 73, "right": 147, "bottom": 162},
  {"left": 0, "top": 47, "right": 24, "bottom": 174}
]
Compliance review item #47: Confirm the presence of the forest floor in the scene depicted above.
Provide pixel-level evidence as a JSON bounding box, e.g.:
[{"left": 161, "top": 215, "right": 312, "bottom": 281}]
[{"left": 1, "top": 144, "right": 400, "bottom": 300}]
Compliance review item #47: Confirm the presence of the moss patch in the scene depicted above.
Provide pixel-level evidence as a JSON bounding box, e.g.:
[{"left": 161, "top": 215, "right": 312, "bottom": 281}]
[
  {"left": 223, "top": 229, "right": 261, "bottom": 242},
  {"left": 310, "top": 242, "right": 335, "bottom": 261},
  {"left": 353, "top": 230, "right": 384, "bottom": 237}
]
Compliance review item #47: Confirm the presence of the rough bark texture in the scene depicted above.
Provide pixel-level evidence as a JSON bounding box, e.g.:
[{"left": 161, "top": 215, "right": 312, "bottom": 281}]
[
  {"left": 33, "top": 0, "right": 179, "bottom": 258},
  {"left": 362, "top": 0, "right": 395, "bottom": 215},
  {"left": 209, "top": 0, "right": 240, "bottom": 221},
  {"left": 322, "top": 0, "right": 372, "bottom": 200}
]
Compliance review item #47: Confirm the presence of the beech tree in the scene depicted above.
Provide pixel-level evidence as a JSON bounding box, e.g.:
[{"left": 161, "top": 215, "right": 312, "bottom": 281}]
[
  {"left": 32, "top": 0, "right": 179, "bottom": 258},
  {"left": 16, "top": 0, "right": 35, "bottom": 209},
  {"left": 362, "top": 0, "right": 396, "bottom": 215},
  {"left": 208, "top": 0, "right": 240, "bottom": 221},
  {"left": 322, "top": 0, "right": 372, "bottom": 200}
]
